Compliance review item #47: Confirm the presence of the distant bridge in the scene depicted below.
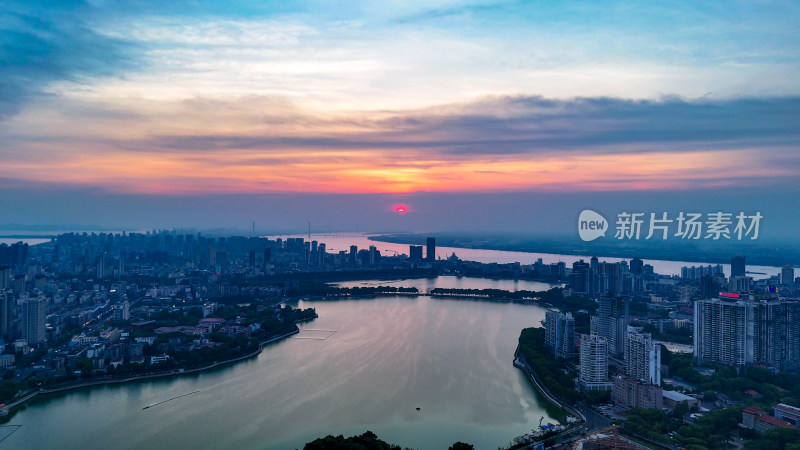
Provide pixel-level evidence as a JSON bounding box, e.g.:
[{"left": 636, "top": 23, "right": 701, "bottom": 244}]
[{"left": 261, "top": 234, "right": 376, "bottom": 239}]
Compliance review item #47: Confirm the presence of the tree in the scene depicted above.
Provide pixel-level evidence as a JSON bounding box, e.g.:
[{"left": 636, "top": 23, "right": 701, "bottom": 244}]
[
  {"left": 585, "top": 390, "right": 610, "bottom": 405},
  {"left": 75, "top": 357, "right": 93, "bottom": 375},
  {"left": 672, "top": 400, "right": 689, "bottom": 418},
  {"left": 0, "top": 380, "right": 20, "bottom": 403},
  {"left": 303, "top": 431, "right": 401, "bottom": 450},
  {"left": 745, "top": 427, "right": 800, "bottom": 450},
  {"left": 449, "top": 443, "right": 474, "bottom": 450}
]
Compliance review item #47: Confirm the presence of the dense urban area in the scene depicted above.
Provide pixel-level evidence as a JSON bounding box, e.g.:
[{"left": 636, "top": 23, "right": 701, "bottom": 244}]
[{"left": 1, "top": 230, "right": 799, "bottom": 449}]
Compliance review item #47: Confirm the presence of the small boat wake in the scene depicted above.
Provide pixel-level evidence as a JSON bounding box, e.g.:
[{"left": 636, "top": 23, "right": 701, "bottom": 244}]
[{"left": 142, "top": 390, "right": 200, "bottom": 410}]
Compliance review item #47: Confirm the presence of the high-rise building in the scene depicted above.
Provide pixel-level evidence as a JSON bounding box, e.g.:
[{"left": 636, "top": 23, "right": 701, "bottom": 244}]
[
  {"left": 318, "top": 243, "right": 326, "bottom": 266},
  {"left": 755, "top": 299, "right": 800, "bottom": 369},
  {"left": 426, "top": 237, "right": 436, "bottom": 261},
  {"left": 591, "top": 296, "right": 630, "bottom": 355},
  {"left": 599, "top": 262, "right": 624, "bottom": 295},
  {"left": 694, "top": 297, "right": 800, "bottom": 370},
  {"left": 0, "top": 290, "right": 11, "bottom": 341},
  {"left": 349, "top": 245, "right": 358, "bottom": 265},
  {"left": 728, "top": 275, "right": 753, "bottom": 293},
  {"left": 0, "top": 266, "right": 9, "bottom": 290},
  {"left": 95, "top": 255, "right": 105, "bottom": 279},
  {"left": 630, "top": 257, "right": 643, "bottom": 275},
  {"left": 694, "top": 297, "right": 754, "bottom": 367},
  {"left": 22, "top": 297, "right": 47, "bottom": 345},
  {"left": 249, "top": 250, "right": 256, "bottom": 268},
  {"left": 579, "top": 333, "right": 613, "bottom": 391},
  {"left": 571, "top": 260, "right": 630, "bottom": 295},
  {"left": 782, "top": 265, "right": 795, "bottom": 285},
  {"left": 700, "top": 275, "right": 717, "bottom": 299},
  {"left": 263, "top": 248, "right": 271, "bottom": 264},
  {"left": 368, "top": 246, "right": 377, "bottom": 265},
  {"left": 569, "top": 260, "right": 590, "bottom": 293},
  {"left": 118, "top": 251, "right": 125, "bottom": 276},
  {"left": 409, "top": 245, "right": 423, "bottom": 260},
  {"left": 544, "top": 310, "right": 575, "bottom": 359},
  {"left": 681, "top": 264, "right": 724, "bottom": 280},
  {"left": 731, "top": 255, "right": 746, "bottom": 277},
  {"left": 13, "top": 274, "right": 25, "bottom": 294},
  {"left": 624, "top": 326, "right": 661, "bottom": 385},
  {"left": 0, "top": 242, "right": 28, "bottom": 267}
]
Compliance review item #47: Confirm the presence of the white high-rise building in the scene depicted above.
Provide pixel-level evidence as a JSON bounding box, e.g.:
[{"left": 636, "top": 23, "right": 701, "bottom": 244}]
[
  {"left": 579, "top": 333, "right": 612, "bottom": 391},
  {"left": 694, "top": 298, "right": 754, "bottom": 367},
  {"left": 694, "top": 297, "right": 800, "bottom": 370},
  {"left": 22, "top": 297, "right": 47, "bottom": 345},
  {"left": 624, "top": 326, "right": 661, "bottom": 385}
]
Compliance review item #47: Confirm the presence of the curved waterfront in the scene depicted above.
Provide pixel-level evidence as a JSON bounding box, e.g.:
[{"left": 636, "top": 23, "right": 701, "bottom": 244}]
[{"left": 5, "top": 294, "right": 555, "bottom": 449}]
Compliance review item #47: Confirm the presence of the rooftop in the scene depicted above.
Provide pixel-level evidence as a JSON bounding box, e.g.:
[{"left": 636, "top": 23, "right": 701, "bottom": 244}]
[
  {"left": 662, "top": 390, "right": 695, "bottom": 402},
  {"left": 756, "top": 415, "right": 796, "bottom": 429},
  {"left": 775, "top": 403, "right": 800, "bottom": 415}
]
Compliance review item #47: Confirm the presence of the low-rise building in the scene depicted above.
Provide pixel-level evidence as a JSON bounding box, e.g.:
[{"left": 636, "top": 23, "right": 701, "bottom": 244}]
[
  {"left": 0, "top": 354, "right": 15, "bottom": 368},
  {"left": 612, "top": 376, "right": 663, "bottom": 410},
  {"left": 150, "top": 355, "right": 169, "bottom": 365},
  {"left": 742, "top": 406, "right": 797, "bottom": 433},
  {"left": 773, "top": 403, "right": 800, "bottom": 427},
  {"left": 135, "top": 336, "right": 156, "bottom": 345},
  {"left": 662, "top": 390, "right": 698, "bottom": 409}
]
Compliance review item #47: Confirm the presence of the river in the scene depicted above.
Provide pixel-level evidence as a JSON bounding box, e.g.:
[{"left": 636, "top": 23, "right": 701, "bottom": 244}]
[
  {"left": 268, "top": 233, "right": 783, "bottom": 279},
  {"left": 5, "top": 288, "right": 557, "bottom": 449}
]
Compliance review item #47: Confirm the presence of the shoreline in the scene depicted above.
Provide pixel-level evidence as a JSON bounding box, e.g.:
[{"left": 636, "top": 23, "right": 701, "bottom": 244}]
[
  {"left": 290, "top": 292, "right": 543, "bottom": 303},
  {"left": 512, "top": 344, "right": 585, "bottom": 424},
  {"left": 0, "top": 328, "right": 300, "bottom": 418}
]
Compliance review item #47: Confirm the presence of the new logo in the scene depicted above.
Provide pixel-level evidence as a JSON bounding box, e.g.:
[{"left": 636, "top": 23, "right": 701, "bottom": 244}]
[{"left": 578, "top": 210, "right": 608, "bottom": 241}]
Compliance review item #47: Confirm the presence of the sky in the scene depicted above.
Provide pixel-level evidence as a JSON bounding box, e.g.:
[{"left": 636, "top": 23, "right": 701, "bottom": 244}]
[{"left": 1, "top": 1, "right": 799, "bottom": 236}]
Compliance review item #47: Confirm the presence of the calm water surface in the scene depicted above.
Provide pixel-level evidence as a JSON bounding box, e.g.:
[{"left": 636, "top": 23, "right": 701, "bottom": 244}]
[{"left": 7, "top": 294, "right": 554, "bottom": 449}]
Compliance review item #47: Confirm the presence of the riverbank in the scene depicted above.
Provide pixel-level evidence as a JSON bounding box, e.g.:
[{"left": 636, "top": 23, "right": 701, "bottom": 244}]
[
  {"left": 513, "top": 345, "right": 583, "bottom": 424},
  {"left": 294, "top": 291, "right": 542, "bottom": 305},
  {"left": 0, "top": 328, "right": 300, "bottom": 418},
  {"left": 432, "top": 293, "right": 539, "bottom": 303}
]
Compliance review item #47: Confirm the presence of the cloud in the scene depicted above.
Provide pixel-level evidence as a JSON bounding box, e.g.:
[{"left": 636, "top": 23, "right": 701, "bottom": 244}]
[
  {"left": 2, "top": 2, "right": 799, "bottom": 196},
  {"left": 134, "top": 95, "right": 800, "bottom": 156},
  {"left": 0, "top": 2, "right": 142, "bottom": 119}
]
